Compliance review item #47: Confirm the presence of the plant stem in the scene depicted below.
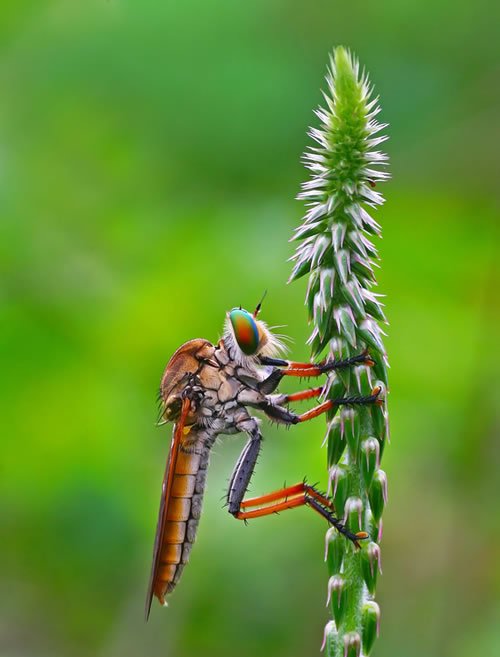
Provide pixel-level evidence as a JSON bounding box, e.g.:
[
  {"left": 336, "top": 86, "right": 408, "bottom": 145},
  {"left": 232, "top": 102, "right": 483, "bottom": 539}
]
[{"left": 290, "top": 47, "right": 389, "bottom": 657}]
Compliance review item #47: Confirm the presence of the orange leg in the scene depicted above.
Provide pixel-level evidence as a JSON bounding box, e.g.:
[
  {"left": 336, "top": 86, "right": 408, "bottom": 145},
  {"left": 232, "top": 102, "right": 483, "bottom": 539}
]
[
  {"left": 282, "top": 386, "right": 324, "bottom": 403},
  {"left": 235, "top": 482, "right": 368, "bottom": 547},
  {"left": 295, "top": 387, "right": 383, "bottom": 422},
  {"left": 295, "top": 399, "right": 335, "bottom": 422},
  {"left": 261, "top": 387, "right": 382, "bottom": 426},
  {"left": 240, "top": 481, "right": 332, "bottom": 510},
  {"left": 260, "top": 351, "right": 375, "bottom": 378},
  {"left": 283, "top": 365, "right": 331, "bottom": 377}
]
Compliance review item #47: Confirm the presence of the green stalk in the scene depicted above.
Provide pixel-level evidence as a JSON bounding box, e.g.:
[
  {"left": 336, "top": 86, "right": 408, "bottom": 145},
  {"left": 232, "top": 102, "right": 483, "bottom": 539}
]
[{"left": 289, "top": 47, "right": 389, "bottom": 657}]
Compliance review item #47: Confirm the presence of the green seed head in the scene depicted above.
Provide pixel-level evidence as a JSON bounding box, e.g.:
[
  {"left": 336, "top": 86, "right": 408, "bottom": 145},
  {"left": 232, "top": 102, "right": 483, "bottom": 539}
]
[
  {"left": 290, "top": 46, "right": 389, "bottom": 657},
  {"left": 325, "top": 528, "right": 346, "bottom": 574},
  {"left": 343, "top": 631, "right": 361, "bottom": 657},
  {"left": 327, "top": 575, "right": 347, "bottom": 625},
  {"left": 368, "top": 469, "right": 388, "bottom": 522},
  {"left": 361, "top": 602, "right": 381, "bottom": 655},
  {"left": 361, "top": 542, "right": 382, "bottom": 594},
  {"left": 321, "top": 620, "right": 338, "bottom": 653},
  {"left": 360, "top": 438, "right": 380, "bottom": 487}
]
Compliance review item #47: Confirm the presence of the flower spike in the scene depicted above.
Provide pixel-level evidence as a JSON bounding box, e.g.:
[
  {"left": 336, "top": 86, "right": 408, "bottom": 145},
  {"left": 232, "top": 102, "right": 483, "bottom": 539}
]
[{"left": 290, "top": 46, "right": 390, "bottom": 657}]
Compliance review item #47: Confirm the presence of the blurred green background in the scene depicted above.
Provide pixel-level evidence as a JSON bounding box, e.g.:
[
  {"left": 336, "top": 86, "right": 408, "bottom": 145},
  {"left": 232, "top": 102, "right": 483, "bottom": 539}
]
[{"left": 1, "top": 1, "right": 498, "bottom": 656}]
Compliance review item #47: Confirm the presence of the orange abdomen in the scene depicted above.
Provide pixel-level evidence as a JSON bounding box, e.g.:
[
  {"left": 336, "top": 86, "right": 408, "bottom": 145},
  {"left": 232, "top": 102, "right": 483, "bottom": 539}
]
[{"left": 153, "top": 444, "right": 209, "bottom": 604}]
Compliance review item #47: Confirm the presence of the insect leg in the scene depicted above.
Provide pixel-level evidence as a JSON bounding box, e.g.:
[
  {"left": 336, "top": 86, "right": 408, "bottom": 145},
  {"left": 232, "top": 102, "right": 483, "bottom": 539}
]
[
  {"left": 233, "top": 481, "right": 367, "bottom": 547},
  {"left": 226, "top": 416, "right": 263, "bottom": 515},
  {"left": 258, "top": 368, "right": 285, "bottom": 394},
  {"left": 271, "top": 386, "right": 324, "bottom": 405},
  {"left": 259, "top": 387, "right": 383, "bottom": 425},
  {"left": 259, "top": 350, "right": 374, "bottom": 378}
]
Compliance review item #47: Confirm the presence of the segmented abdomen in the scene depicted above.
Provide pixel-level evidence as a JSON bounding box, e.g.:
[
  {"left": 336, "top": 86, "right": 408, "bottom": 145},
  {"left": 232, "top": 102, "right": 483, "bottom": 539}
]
[{"left": 154, "top": 443, "right": 210, "bottom": 604}]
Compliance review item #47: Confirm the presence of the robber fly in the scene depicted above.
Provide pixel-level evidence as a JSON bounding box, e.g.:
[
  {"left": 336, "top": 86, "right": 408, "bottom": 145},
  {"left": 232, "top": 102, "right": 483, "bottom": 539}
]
[{"left": 145, "top": 299, "right": 382, "bottom": 618}]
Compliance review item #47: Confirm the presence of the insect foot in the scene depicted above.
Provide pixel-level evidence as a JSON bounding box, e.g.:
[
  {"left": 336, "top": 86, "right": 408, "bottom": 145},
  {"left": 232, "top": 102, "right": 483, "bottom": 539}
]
[
  {"left": 306, "top": 495, "right": 368, "bottom": 548},
  {"left": 370, "top": 385, "right": 384, "bottom": 406},
  {"left": 321, "top": 349, "right": 376, "bottom": 373}
]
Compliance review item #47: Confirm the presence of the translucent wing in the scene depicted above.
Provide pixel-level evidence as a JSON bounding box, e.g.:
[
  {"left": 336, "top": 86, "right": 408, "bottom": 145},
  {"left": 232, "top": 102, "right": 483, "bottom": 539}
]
[{"left": 145, "top": 397, "right": 190, "bottom": 620}]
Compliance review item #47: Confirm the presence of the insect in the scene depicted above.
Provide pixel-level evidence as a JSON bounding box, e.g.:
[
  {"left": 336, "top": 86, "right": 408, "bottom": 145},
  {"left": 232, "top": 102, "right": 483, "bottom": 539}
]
[{"left": 145, "top": 300, "right": 381, "bottom": 618}]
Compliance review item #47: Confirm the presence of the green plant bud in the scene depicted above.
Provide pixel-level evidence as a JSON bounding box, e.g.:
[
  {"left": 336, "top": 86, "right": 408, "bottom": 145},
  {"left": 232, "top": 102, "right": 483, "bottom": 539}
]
[
  {"left": 357, "top": 205, "right": 382, "bottom": 236},
  {"left": 314, "top": 295, "right": 331, "bottom": 340},
  {"left": 358, "top": 319, "right": 385, "bottom": 354},
  {"left": 334, "top": 306, "right": 357, "bottom": 347},
  {"left": 341, "top": 279, "right": 365, "bottom": 317},
  {"left": 343, "top": 631, "right": 361, "bottom": 657},
  {"left": 339, "top": 407, "right": 361, "bottom": 461},
  {"left": 334, "top": 249, "right": 350, "bottom": 285},
  {"left": 294, "top": 220, "right": 327, "bottom": 240},
  {"left": 344, "top": 496, "right": 363, "bottom": 533},
  {"left": 361, "top": 601, "right": 380, "bottom": 655},
  {"left": 306, "top": 270, "right": 320, "bottom": 315},
  {"left": 353, "top": 366, "right": 373, "bottom": 396},
  {"left": 308, "top": 331, "right": 322, "bottom": 359},
  {"left": 321, "top": 620, "right": 338, "bottom": 653},
  {"left": 331, "top": 221, "right": 347, "bottom": 251},
  {"left": 327, "top": 368, "right": 347, "bottom": 397},
  {"left": 361, "top": 542, "right": 382, "bottom": 594},
  {"left": 339, "top": 337, "right": 352, "bottom": 361},
  {"left": 311, "top": 234, "right": 331, "bottom": 268},
  {"left": 350, "top": 256, "right": 376, "bottom": 283},
  {"left": 311, "top": 291, "right": 322, "bottom": 327},
  {"left": 309, "top": 328, "right": 332, "bottom": 359},
  {"left": 328, "top": 463, "right": 346, "bottom": 497},
  {"left": 327, "top": 574, "right": 347, "bottom": 625},
  {"left": 364, "top": 297, "right": 387, "bottom": 323},
  {"left": 325, "top": 527, "right": 345, "bottom": 573},
  {"left": 360, "top": 438, "right": 380, "bottom": 487},
  {"left": 351, "top": 366, "right": 363, "bottom": 395},
  {"left": 328, "top": 463, "right": 349, "bottom": 514},
  {"left": 368, "top": 470, "right": 388, "bottom": 522},
  {"left": 325, "top": 416, "right": 344, "bottom": 465},
  {"left": 347, "top": 229, "right": 372, "bottom": 259},
  {"left": 320, "top": 268, "right": 336, "bottom": 302},
  {"left": 288, "top": 253, "right": 313, "bottom": 282}
]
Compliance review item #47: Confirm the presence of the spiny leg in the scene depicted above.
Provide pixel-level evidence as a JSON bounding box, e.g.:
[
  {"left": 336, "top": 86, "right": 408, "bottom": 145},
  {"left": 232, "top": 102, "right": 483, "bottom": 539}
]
[
  {"left": 295, "top": 388, "right": 383, "bottom": 422},
  {"left": 271, "top": 386, "right": 324, "bottom": 405},
  {"left": 234, "top": 482, "right": 368, "bottom": 547},
  {"left": 261, "top": 387, "right": 383, "bottom": 425},
  {"left": 240, "top": 481, "right": 332, "bottom": 510},
  {"left": 226, "top": 415, "right": 262, "bottom": 515},
  {"left": 258, "top": 350, "right": 374, "bottom": 394},
  {"left": 260, "top": 350, "right": 374, "bottom": 376}
]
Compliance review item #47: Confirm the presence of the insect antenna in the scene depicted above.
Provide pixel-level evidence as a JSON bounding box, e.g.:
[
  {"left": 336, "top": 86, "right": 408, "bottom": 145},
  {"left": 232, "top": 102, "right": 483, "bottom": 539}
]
[{"left": 253, "top": 289, "right": 268, "bottom": 317}]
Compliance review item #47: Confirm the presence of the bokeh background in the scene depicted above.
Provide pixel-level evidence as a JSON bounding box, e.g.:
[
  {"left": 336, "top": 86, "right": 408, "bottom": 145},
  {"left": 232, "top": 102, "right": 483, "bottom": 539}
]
[{"left": 1, "top": 2, "right": 499, "bottom": 656}]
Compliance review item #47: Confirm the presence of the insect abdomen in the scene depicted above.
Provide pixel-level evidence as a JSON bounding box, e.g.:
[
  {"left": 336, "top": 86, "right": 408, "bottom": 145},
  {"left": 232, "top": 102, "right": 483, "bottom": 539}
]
[{"left": 154, "top": 443, "right": 209, "bottom": 603}]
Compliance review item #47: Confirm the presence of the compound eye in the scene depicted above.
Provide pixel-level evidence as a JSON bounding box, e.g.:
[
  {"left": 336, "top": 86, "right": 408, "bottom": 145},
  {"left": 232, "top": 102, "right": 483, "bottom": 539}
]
[{"left": 229, "top": 308, "right": 259, "bottom": 355}]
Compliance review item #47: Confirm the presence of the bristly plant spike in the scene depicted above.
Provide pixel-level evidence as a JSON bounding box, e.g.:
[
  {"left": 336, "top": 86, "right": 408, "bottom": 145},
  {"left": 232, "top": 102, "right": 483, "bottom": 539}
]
[{"left": 289, "top": 47, "right": 389, "bottom": 657}]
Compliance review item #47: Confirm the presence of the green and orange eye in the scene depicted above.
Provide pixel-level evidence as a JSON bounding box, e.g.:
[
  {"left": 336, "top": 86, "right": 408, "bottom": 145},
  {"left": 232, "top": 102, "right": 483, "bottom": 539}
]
[{"left": 229, "top": 308, "right": 259, "bottom": 355}]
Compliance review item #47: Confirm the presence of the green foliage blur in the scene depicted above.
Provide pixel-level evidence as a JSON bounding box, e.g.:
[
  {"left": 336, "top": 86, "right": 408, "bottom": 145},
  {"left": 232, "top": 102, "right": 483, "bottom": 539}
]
[{"left": 1, "top": 2, "right": 498, "bottom": 656}]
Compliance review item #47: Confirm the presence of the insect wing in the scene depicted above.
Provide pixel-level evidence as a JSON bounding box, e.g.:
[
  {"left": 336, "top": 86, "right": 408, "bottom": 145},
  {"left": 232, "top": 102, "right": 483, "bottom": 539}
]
[{"left": 145, "top": 397, "right": 190, "bottom": 619}]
